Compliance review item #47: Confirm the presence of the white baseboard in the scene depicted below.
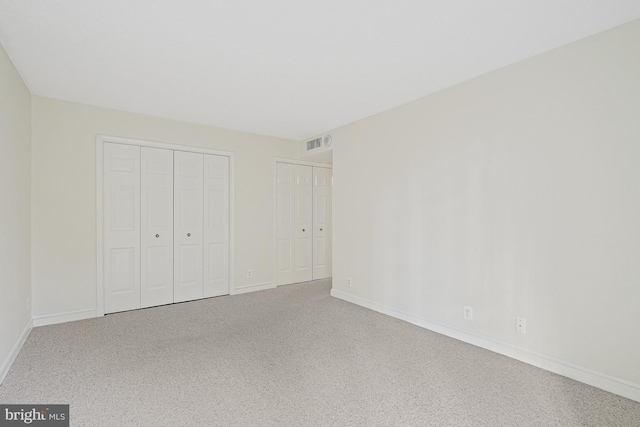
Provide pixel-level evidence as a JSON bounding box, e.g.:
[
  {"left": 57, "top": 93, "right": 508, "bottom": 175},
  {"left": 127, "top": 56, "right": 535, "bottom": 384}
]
[
  {"left": 32, "top": 308, "right": 97, "bottom": 327},
  {"left": 0, "top": 318, "right": 33, "bottom": 385},
  {"left": 232, "top": 282, "right": 275, "bottom": 295},
  {"left": 330, "top": 288, "right": 640, "bottom": 403}
]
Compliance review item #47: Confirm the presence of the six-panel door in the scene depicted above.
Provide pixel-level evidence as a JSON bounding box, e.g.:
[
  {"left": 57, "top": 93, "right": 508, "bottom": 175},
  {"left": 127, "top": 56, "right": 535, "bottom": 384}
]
[
  {"left": 276, "top": 163, "right": 295, "bottom": 285},
  {"left": 204, "top": 154, "right": 230, "bottom": 298},
  {"left": 313, "top": 167, "right": 332, "bottom": 279},
  {"left": 294, "top": 165, "right": 313, "bottom": 283},
  {"left": 141, "top": 147, "right": 174, "bottom": 308},
  {"left": 173, "top": 151, "right": 204, "bottom": 303},
  {"left": 104, "top": 143, "right": 141, "bottom": 313}
]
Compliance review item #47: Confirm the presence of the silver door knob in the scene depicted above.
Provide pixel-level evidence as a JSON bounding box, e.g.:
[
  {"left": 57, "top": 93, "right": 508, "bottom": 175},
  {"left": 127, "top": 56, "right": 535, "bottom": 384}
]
[
  {"left": 187, "top": 233, "right": 191, "bottom": 237},
  {"left": 155, "top": 234, "right": 160, "bottom": 238},
  {"left": 302, "top": 229, "right": 306, "bottom": 232}
]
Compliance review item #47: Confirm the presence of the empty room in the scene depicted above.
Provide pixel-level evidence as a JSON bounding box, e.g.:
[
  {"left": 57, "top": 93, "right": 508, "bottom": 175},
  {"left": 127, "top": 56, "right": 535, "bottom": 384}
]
[{"left": 1, "top": 1, "right": 640, "bottom": 426}]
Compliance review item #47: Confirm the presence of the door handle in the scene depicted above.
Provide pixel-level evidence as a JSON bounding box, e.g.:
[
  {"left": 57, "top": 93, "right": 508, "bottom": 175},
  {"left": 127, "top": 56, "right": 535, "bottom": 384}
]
[
  {"left": 302, "top": 229, "right": 306, "bottom": 232},
  {"left": 320, "top": 228, "right": 323, "bottom": 231},
  {"left": 155, "top": 234, "right": 160, "bottom": 238},
  {"left": 187, "top": 233, "right": 191, "bottom": 237}
]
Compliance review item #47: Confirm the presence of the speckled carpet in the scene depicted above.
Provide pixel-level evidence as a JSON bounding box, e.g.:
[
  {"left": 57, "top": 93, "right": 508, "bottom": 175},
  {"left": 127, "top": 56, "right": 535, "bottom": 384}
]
[{"left": 1, "top": 279, "right": 639, "bottom": 426}]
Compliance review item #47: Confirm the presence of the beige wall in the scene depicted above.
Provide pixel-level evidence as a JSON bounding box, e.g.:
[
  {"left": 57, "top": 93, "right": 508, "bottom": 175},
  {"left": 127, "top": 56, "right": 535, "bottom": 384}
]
[
  {"left": 331, "top": 19, "right": 640, "bottom": 388},
  {"left": 31, "top": 97, "right": 299, "bottom": 318},
  {"left": 0, "top": 43, "right": 32, "bottom": 374}
]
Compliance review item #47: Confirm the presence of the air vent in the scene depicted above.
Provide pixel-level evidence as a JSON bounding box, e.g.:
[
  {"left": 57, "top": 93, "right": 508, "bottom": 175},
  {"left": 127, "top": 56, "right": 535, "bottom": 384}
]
[
  {"left": 306, "top": 137, "right": 322, "bottom": 151},
  {"left": 322, "top": 135, "right": 332, "bottom": 147}
]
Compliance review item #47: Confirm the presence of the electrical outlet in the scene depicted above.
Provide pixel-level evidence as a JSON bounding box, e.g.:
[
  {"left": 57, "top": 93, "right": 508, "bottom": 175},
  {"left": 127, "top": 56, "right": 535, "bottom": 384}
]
[
  {"left": 463, "top": 305, "right": 473, "bottom": 321},
  {"left": 516, "top": 317, "right": 526, "bottom": 334},
  {"left": 347, "top": 277, "right": 353, "bottom": 287},
  {"left": 246, "top": 269, "right": 253, "bottom": 278}
]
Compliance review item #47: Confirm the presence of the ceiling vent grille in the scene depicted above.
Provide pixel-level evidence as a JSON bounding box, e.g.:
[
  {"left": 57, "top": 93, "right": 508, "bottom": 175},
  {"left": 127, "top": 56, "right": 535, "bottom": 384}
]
[{"left": 306, "top": 137, "right": 322, "bottom": 151}]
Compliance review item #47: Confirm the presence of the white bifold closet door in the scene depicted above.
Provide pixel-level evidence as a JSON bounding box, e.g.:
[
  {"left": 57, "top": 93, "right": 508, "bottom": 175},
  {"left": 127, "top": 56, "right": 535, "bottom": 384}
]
[
  {"left": 140, "top": 147, "right": 174, "bottom": 308},
  {"left": 104, "top": 142, "right": 230, "bottom": 313},
  {"left": 276, "top": 163, "right": 313, "bottom": 285},
  {"left": 312, "top": 167, "right": 332, "bottom": 280},
  {"left": 173, "top": 152, "right": 230, "bottom": 302},
  {"left": 276, "top": 163, "right": 295, "bottom": 285},
  {"left": 104, "top": 143, "right": 141, "bottom": 313},
  {"left": 294, "top": 165, "right": 313, "bottom": 283},
  {"left": 276, "top": 162, "right": 331, "bottom": 286},
  {"left": 173, "top": 151, "right": 204, "bottom": 303},
  {"left": 204, "top": 154, "right": 230, "bottom": 298}
]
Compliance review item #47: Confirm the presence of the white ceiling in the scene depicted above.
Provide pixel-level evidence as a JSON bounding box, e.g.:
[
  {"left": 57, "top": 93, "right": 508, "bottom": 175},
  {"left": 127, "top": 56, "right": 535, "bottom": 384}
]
[{"left": 1, "top": 1, "right": 639, "bottom": 141}]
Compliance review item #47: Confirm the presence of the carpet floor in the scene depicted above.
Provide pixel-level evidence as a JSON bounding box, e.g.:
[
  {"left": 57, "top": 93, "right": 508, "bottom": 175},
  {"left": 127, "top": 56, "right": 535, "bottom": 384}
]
[{"left": 1, "top": 279, "right": 639, "bottom": 426}]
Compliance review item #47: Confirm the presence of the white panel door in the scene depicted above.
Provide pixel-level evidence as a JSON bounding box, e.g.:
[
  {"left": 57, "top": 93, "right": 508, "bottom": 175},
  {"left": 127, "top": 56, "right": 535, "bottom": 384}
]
[
  {"left": 294, "top": 165, "right": 313, "bottom": 283},
  {"left": 313, "top": 167, "right": 332, "bottom": 279},
  {"left": 141, "top": 147, "right": 174, "bottom": 308},
  {"left": 276, "top": 163, "right": 295, "bottom": 285},
  {"left": 204, "top": 154, "right": 230, "bottom": 298},
  {"left": 174, "top": 151, "right": 204, "bottom": 303},
  {"left": 104, "top": 143, "right": 141, "bottom": 313}
]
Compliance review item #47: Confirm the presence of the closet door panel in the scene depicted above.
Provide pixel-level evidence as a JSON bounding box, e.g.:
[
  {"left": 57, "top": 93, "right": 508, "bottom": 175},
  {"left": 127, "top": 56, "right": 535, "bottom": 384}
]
[
  {"left": 294, "top": 165, "right": 313, "bottom": 283},
  {"left": 104, "top": 143, "right": 141, "bottom": 313},
  {"left": 141, "top": 147, "right": 174, "bottom": 308},
  {"left": 276, "top": 163, "right": 295, "bottom": 285},
  {"left": 174, "top": 151, "right": 204, "bottom": 303},
  {"left": 204, "top": 154, "right": 230, "bottom": 298},
  {"left": 313, "top": 167, "right": 332, "bottom": 279}
]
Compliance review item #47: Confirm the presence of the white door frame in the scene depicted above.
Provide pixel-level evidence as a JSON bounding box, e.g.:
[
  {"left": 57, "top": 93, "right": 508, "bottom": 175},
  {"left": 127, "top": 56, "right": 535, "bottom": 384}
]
[
  {"left": 97, "top": 135, "right": 235, "bottom": 317},
  {"left": 272, "top": 157, "right": 332, "bottom": 286}
]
